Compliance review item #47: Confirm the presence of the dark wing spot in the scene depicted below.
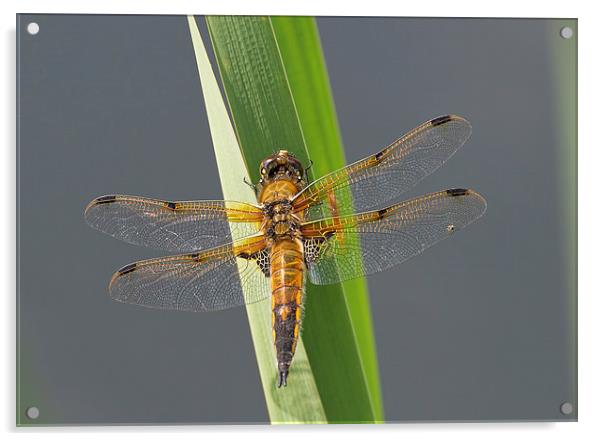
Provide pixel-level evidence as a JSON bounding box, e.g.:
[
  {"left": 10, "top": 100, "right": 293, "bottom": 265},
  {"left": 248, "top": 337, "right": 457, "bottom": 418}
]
[
  {"left": 166, "top": 202, "right": 177, "bottom": 210},
  {"left": 237, "top": 252, "right": 250, "bottom": 259},
  {"left": 188, "top": 252, "right": 200, "bottom": 260},
  {"left": 430, "top": 115, "right": 453, "bottom": 127},
  {"left": 118, "top": 263, "right": 137, "bottom": 276},
  {"left": 377, "top": 208, "right": 387, "bottom": 219},
  {"left": 95, "top": 195, "right": 117, "bottom": 204},
  {"left": 446, "top": 188, "right": 469, "bottom": 197},
  {"left": 324, "top": 231, "right": 336, "bottom": 239},
  {"left": 374, "top": 150, "right": 384, "bottom": 161}
]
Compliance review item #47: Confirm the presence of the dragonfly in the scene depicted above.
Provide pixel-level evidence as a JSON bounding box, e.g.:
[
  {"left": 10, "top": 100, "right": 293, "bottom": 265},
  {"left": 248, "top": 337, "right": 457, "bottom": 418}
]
[{"left": 84, "top": 114, "right": 486, "bottom": 388}]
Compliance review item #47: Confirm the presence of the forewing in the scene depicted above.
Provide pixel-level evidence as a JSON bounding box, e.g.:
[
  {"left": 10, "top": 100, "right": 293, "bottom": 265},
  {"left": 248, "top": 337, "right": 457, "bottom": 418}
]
[
  {"left": 85, "top": 195, "right": 264, "bottom": 252},
  {"left": 292, "top": 115, "right": 472, "bottom": 220},
  {"left": 109, "top": 234, "right": 270, "bottom": 311},
  {"left": 301, "top": 189, "right": 486, "bottom": 285}
]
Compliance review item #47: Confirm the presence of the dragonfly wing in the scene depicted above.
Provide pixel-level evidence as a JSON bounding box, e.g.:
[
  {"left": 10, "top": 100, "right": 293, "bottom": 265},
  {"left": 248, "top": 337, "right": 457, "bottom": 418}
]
[
  {"left": 85, "top": 195, "right": 264, "bottom": 252},
  {"left": 301, "top": 189, "right": 486, "bottom": 285},
  {"left": 109, "top": 234, "right": 270, "bottom": 311},
  {"left": 292, "top": 115, "right": 472, "bottom": 221}
]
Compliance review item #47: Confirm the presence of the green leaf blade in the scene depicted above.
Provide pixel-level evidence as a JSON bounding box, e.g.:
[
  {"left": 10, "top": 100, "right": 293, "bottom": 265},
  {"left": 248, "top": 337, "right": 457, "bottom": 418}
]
[{"left": 199, "top": 15, "right": 383, "bottom": 423}]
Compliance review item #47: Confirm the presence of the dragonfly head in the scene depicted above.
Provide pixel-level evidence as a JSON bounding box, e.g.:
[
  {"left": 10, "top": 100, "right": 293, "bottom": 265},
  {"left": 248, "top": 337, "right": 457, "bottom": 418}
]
[{"left": 258, "top": 150, "right": 306, "bottom": 191}]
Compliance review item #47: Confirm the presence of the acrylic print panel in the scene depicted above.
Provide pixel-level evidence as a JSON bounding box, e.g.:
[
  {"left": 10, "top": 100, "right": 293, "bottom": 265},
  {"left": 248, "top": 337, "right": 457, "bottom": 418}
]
[{"left": 16, "top": 14, "right": 577, "bottom": 425}]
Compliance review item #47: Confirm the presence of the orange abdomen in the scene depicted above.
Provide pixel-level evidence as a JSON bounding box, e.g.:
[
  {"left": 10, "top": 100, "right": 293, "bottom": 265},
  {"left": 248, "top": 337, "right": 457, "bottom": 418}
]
[{"left": 271, "top": 238, "right": 304, "bottom": 387}]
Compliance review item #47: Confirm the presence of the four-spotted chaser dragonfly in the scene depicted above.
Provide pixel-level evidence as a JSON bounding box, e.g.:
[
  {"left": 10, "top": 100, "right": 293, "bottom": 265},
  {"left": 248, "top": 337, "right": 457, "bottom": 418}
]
[{"left": 84, "top": 114, "right": 486, "bottom": 387}]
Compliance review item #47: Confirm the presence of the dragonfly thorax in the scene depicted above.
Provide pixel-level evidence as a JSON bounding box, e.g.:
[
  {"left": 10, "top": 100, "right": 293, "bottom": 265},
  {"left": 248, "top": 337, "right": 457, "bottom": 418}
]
[{"left": 262, "top": 200, "right": 300, "bottom": 240}]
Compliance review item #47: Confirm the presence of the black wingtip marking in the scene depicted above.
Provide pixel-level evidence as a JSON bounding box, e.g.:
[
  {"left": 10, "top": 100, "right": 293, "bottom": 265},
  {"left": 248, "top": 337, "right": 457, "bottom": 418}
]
[
  {"left": 446, "top": 188, "right": 469, "bottom": 197},
  {"left": 166, "top": 202, "right": 177, "bottom": 210},
  {"left": 431, "top": 115, "right": 453, "bottom": 127},
  {"left": 118, "top": 263, "right": 137, "bottom": 276},
  {"left": 324, "top": 231, "right": 336, "bottom": 240},
  {"left": 95, "top": 195, "right": 117, "bottom": 204}
]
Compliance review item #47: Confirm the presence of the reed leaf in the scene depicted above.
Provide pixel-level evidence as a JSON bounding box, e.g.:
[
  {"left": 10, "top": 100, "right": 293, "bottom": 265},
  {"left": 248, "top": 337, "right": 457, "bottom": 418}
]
[{"left": 189, "top": 15, "right": 383, "bottom": 423}]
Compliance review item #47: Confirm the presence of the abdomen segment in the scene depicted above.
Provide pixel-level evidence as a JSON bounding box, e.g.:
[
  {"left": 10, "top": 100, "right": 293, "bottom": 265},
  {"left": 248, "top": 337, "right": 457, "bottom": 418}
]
[{"left": 270, "top": 238, "right": 305, "bottom": 387}]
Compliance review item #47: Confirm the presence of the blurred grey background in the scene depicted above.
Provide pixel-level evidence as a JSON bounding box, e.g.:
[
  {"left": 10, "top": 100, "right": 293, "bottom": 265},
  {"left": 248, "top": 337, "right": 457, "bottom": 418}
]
[{"left": 17, "top": 15, "right": 577, "bottom": 424}]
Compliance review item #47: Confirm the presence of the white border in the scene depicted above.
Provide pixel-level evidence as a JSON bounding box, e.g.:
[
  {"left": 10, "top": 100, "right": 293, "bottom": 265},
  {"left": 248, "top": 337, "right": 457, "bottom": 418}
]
[{"left": 3, "top": 1, "right": 598, "bottom": 440}]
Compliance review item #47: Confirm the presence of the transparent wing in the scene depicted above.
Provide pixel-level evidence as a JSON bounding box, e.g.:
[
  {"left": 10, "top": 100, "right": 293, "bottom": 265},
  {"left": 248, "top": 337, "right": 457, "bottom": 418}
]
[
  {"left": 292, "top": 115, "right": 472, "bottom": 221},
  {"left": 301, "top": 189, "right": 486, "bottom": 285},
  {"left": 85, "top": 195, "right": 264, "bottom": 252},
  {"left": 109, "top": 234, "right": 270, "bottom": 312}
]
